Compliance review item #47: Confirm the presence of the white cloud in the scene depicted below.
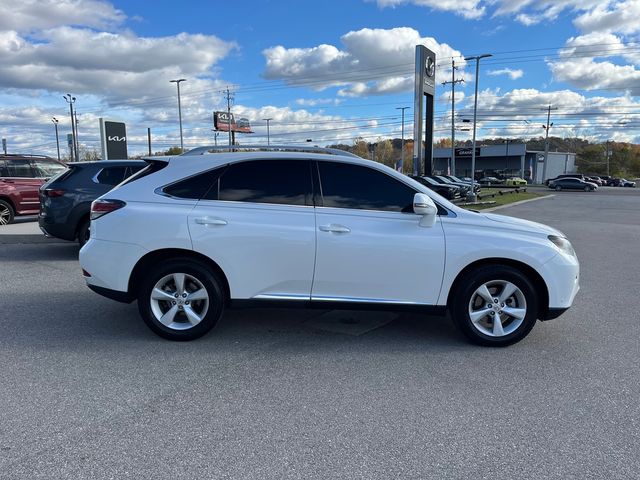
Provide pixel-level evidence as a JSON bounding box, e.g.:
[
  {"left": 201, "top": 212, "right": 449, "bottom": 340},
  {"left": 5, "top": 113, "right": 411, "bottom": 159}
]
[
  {"left": 548, "top": 32, "right": 640, "bottom": 95},
  {"left": 573, "top": 0, "right": 640, "bottom": 35},
  {"left": 263, "top": 27, "right": 464, "bottom": 97},
  {"left": 374, "top": 0, "right": 485, "bottom": 19},
  {"left": 0, "top": 27, "right": 237, "bottom": 103},
  {"left": 487, "top": 68, "right": 523, "bottom": 79},
  {"left": 0, "top": 0, "right": 125, "bottom": 32}
]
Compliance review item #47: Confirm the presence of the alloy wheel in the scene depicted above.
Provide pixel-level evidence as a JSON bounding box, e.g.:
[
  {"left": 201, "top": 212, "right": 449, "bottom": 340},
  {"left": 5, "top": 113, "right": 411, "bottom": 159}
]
[
  {"left": 468, "top": 280, "right": 527, "bottom": 337},
  {"left": 149, "top": 272, "right": 210, "bottom": 331}
]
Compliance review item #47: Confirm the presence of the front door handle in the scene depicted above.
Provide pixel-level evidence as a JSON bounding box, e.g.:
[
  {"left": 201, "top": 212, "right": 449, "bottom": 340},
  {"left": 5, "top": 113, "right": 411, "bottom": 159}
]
[
  {"left": 319, "top": 224, "right": 350, "bottom": 233},
  {"left": 195, "top": 217, "right": 228, "bottom": 226}
]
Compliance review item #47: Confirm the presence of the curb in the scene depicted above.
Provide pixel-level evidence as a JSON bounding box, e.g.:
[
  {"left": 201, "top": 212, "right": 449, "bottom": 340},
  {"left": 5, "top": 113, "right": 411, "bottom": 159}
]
[{"left": 482, "top": 194, "right": 555, "bottom": 212}]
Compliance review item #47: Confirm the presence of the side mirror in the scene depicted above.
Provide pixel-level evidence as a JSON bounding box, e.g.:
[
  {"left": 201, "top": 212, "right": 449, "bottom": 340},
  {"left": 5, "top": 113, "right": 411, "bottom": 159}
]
[{"left": 413, "top": 192, "right": 437, "bottom": 227}]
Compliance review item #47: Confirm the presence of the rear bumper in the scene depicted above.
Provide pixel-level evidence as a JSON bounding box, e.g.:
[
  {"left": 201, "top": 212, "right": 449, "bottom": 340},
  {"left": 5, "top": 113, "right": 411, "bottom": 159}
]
[{"left": 38, "top": 215, "right": 76, "bottom": 241}]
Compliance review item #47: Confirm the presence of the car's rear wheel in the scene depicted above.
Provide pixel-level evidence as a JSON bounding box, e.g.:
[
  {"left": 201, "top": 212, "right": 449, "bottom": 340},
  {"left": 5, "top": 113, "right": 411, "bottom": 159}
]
[
  {"left": 555, "top": 185, "right": 562, "bottom": 191},
  {"left": 77, "top": 219, "right": 90, "bottom": 247},
  {"left": 137, "top": 259, "right": 225, "bottom": 341},
  {"left": 451, "top": 265, "right": 539, "bottom": 347},
  {"left": 0, "top": 200, "right": 14, "bottom": 225}
]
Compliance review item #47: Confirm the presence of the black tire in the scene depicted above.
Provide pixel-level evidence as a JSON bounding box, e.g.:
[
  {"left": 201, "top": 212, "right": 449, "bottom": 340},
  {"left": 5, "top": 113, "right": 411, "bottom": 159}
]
[
  {"left": 0, "top": 199, "right": 15, "bottom": 225},
  {"left": 77, "top": 218, "right": 90, "bottom": 247},
  {"left": 450, "top": 265, "right": 539, "bottom": 347},
  {"left": 137, "top": 259, "right": 225, "bottom": 341},
  {"left": 584, "top": 186, "right": 590, "bottom": 192},
  {"left": 555, "top": 185, "right": 562, "bottom": 191}
]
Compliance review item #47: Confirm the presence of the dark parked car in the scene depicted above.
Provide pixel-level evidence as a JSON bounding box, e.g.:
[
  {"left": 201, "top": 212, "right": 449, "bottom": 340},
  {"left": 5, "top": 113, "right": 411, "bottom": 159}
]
[
  {"left": 427, "top": 175, "right": 477, "bottom": 195},
  {"left": 0, "top": 154, "right": 67, "bottom": 225},
  {"left": 39, "top": 160, "right": 145, "bottom": 245},
  {"left": 410, "top": 175, "right": 461, "bottom": 200},
  {"left": 477, "top": 176, "right": 503, "bottom": 186},
  {"left": 440, "top": 175, "right": 482, "bottom": 193},
  {"left": 548, "top": 178, "right": 598, "bottom": 192},
  {"left": 544, "top": 174, "right": 585, "bottom": 186}
]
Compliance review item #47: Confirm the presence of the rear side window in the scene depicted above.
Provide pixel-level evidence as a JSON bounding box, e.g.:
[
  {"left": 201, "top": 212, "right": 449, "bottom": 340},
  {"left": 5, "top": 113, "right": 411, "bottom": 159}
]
[
  {"left": 164, "top": 167, "right": 225, "bottom": 199},
  {"left": 120, "top": 161, "right": 168, "bottom": 187},
  {"left": 216, "top": 159, "right": 313, "bottom": 206},
  {"left": 5, "top": 159, "right": 33, "bottom": 178},
  {"left": 96, "top": 167, "right": 127, "bottom": 185},
  {"left": 318, "top": 161, "right": 416, "bottom": 212}
]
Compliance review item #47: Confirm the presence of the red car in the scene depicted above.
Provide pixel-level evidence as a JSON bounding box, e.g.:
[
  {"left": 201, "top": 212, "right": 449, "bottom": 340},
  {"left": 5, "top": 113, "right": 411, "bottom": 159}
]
[{"left": 0, "top": 154, "right": 67, "bottom": 225}]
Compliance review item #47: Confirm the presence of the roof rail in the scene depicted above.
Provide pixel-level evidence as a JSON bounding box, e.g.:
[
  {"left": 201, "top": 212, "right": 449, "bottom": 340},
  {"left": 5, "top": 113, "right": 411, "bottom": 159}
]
[{"left": 180, "top": 144, "right": 361, "bottom": 158}]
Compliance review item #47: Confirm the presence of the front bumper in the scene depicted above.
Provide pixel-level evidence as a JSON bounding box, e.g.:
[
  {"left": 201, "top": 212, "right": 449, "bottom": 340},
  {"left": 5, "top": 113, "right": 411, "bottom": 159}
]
[{"left": 540, "top": 251, "right": 580, "bottom": 311}]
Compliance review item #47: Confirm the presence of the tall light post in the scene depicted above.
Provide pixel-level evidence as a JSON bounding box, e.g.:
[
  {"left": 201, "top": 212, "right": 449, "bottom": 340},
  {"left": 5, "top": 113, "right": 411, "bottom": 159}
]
[
  {"left": 541, "top": 105, "right": 557, "bottom": 183},
  {"left": 51, "top": 117, "right": 60, "bottom": 161},
  {"left": 262, "top": 118, "right": 272, "bottom": 145},
  {"left": 464, "top": 53, "right": 492, "bottom": 201},
  {"left": 396, "top": 107, "right": 409, "bottom": 172},
  {"left": 170, "top": 78, "right": 186, "bottom": 152},
  {"left": 63, "top": 94, "right": 77, "bottom": 162}
]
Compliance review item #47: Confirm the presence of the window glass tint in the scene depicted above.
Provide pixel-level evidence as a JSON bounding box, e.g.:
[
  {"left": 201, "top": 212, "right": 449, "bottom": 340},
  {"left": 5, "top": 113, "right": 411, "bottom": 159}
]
[
  {"left": 165, "top": 167, "right": 224, "bottom": 199},
  {"left": 96, "top": 166, "right": 127, "bottom": 185},
  {"left": 33, "top": 160, "right": 66, "bottom": 177},
  {"left": 218, "top": 160, "right": 311, "bottom": 206},
  {"left": 0, "top": 161, "right": 7, "bottom": 177},
  {"left": 319, "top": 162, "right": 416, "bottom": 212},
  {"left": 6, "top": 159, "right": 33, "bottom": 178},
  {"left": 125, "top": 165, "right": 145, "bottom": 179}
]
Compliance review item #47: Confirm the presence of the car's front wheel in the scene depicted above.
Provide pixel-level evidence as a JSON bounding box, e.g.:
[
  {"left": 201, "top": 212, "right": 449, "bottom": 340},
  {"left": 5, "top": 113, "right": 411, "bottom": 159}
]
[
  {"left": 451, "top": 265, "right": 539, "bottom": 347},
  {"left": 137, "top": 259, "right": 225, "bottom": 341},
  {"left": 0, "top": 199, "right": 14, "bottom": 225}
]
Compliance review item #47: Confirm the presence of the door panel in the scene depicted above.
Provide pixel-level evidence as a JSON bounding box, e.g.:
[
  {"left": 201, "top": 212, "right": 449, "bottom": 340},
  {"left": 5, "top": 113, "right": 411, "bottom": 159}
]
[
  {"left": 312, "top": 208, "right": 446, "bottom": 304},
  {"left": 189, "top": 201, "right": 316, "bottom": 299}
]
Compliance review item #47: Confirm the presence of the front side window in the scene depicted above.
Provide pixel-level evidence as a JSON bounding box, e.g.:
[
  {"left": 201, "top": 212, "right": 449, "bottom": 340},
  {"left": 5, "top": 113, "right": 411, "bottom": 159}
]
[
  {"left": 217, "top": 159, "right": 312, "bottom": 206},
  {"left": 33, "top": 160, "right": 66, "bottom": 178},
  {"left": 318, "top": 161, "right": 416, "bottom": 212}
]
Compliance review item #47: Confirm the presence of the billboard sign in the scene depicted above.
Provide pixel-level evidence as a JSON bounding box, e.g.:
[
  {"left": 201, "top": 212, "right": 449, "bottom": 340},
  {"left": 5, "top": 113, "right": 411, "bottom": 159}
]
[
  {"left": 99, "top": 118, "right": 128, "bottom": 159},
  {"left": 213, "top": 111, "right": 252, "bottom": 133}
]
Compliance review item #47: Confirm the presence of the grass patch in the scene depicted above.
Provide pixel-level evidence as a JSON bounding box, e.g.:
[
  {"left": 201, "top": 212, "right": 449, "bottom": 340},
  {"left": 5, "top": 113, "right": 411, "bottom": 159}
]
[{"left": 460, "top": 188, "right": 547, "bottom": 210}]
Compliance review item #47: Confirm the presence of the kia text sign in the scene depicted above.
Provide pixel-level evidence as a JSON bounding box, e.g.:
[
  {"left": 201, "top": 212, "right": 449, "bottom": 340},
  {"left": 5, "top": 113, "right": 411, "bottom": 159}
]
[
  {"left": 213, "top": 111, "right": 252, "bottom": 133},
  {"left": 99, "top": 118, "right": 128, "bottom": 159}
]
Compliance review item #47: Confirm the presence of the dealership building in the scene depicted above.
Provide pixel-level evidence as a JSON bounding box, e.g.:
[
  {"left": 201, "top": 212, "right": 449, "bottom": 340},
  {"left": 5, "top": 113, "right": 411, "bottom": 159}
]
[{"left": 432, "top": 143, "right": 577, "bottom": 183}]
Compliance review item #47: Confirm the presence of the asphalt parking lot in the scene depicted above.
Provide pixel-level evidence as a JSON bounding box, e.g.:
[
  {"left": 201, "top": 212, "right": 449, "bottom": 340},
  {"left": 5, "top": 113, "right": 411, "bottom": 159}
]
[{"left": 1, "top": 188, "right": 639, "bottom": 479}]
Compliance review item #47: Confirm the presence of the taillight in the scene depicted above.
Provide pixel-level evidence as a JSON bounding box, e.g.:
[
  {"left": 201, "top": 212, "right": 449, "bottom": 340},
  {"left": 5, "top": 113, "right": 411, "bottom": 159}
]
[
  {"left": 91, "top": 199, "right": 126, "bottom": 220},
  {"left": 44, "top": 188, "right": 66, "bottom": 197}
]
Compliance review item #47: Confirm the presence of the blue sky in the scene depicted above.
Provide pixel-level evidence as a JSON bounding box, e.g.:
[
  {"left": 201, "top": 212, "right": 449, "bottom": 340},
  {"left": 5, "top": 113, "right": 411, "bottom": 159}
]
[{"left": 1, "top": 0, "right": 639, "bottom": 157}]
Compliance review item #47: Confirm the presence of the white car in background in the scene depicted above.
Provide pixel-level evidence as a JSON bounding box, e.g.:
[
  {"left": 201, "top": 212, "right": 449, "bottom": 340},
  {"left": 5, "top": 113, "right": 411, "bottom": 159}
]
[{"left": 80, "top": 146, "right": 579, "bottom": 346}]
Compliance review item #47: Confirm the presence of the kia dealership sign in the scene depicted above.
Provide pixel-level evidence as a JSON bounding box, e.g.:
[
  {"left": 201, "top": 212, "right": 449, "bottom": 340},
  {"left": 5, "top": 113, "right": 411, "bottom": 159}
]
[
  {"left": 99, "top": 118, "right": 128, "bottom": 159},
  {"left": 213, "top": 111, "right": 252, "bottom": 133}
]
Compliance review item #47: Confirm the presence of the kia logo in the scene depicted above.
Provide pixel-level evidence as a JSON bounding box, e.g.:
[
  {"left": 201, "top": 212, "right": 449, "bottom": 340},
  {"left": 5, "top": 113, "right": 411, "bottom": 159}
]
[{"left": 108, "top": 136, "right": 126, "bottom": 142}]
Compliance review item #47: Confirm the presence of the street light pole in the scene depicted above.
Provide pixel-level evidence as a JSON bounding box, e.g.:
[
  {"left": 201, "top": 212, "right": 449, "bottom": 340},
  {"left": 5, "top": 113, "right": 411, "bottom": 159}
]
[
  {"left": 464, "top": 53, "right": 492, "bottom": 201},
  {"left": 63, "top": 94, "right": 77, "bottom": 161},
  {"left": 51, "top": 117, "right": 60, "bottom": 161},
  {"left": 262, "top": 118, "right": 272, "bottom": 145},
  {"left": 170, "top": 78, "right": 186, "bottom": 152},
  {"left": 396, "top": 107, "right": 409, "bottom": 172}
]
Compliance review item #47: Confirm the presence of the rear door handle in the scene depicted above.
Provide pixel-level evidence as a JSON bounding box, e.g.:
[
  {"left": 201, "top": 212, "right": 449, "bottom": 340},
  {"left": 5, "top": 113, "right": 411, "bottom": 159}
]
[
  {"left": 195, "top": 217, "right": 228, "bottom": 226},
  {"left": 319, "top": 224, "right": 350, "bottom": 233}
]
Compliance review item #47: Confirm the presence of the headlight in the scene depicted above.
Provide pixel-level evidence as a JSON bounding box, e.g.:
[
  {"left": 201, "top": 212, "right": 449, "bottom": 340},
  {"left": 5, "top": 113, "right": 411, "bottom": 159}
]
[{"left": 548, "top": 235, "right": 576, "bottom": 257}]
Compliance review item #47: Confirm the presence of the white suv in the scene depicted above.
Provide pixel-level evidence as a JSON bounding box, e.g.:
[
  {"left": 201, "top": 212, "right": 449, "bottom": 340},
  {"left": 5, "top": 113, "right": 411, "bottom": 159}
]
[{"left": 80, "top": 147, "right": 579, "bottom": 346}]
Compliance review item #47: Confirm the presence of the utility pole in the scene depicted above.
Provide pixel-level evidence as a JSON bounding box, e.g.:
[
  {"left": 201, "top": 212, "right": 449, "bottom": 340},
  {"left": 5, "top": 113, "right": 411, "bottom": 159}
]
[
  {"left": 74, "top": 110, "right": 80, "bottom": 159},
  {"left": 224, "top": 87, "right": 234, "bottom": 148},
  {"left": 464, "top": 54, "right": 492, "bottom": 201},
  {"left": 262, "top": 118, "right": 272, "bottom": 145},
  {"left": 396, "top": 107, "right": 409, "bottom": 172},
  {"left": 605, "top": 140, "right": 611, "bottom": 176},
  {"left": 442, "top": 59, "right": 464, "bottom": 175},
  {"left": 52, "top": 117, "right": 60, "bottom": 161},
  {"left": 541, "top": 105, "right": 557, "bottom": 182},
  {"left": 170, "top": 78, "right": 187, "bottom": 152},
  {"left": 63, "top": 94, "right": 77, "bottom": 161},
  {"left": 147, "top": 128, "right": 152, "bottom": 155}
]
